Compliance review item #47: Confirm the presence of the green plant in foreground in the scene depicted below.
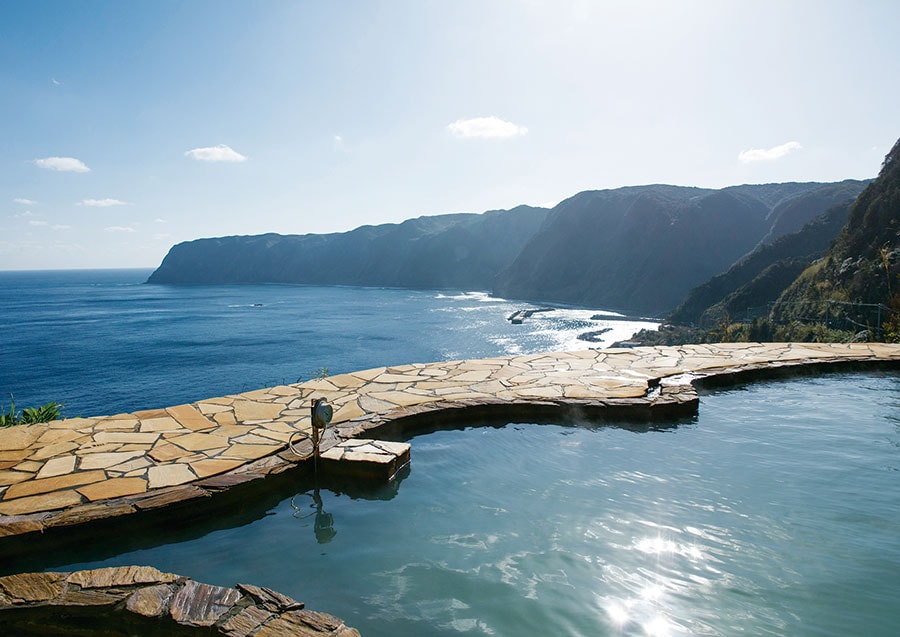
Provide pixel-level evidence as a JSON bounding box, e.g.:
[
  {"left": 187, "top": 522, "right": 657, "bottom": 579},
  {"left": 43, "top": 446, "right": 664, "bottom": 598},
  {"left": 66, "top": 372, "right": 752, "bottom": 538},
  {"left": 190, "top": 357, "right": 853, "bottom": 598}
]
[{"left": 0, "top": 396, "right": 63, "bottom": 427}]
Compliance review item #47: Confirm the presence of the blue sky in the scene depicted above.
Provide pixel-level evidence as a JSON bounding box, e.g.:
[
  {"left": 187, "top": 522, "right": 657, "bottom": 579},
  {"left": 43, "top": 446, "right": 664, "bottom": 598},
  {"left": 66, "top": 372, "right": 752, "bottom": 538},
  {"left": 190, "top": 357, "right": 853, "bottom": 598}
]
[{"left": 2, "top": 1, "right": 898, "bottom": 270}]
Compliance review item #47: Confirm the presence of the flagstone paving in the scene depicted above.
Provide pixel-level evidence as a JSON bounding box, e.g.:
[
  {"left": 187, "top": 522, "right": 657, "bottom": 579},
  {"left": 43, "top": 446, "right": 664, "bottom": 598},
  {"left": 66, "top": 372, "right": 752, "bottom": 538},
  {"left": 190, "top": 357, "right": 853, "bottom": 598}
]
[{"left": 1, "top": 343, "right": 899, "bottom": 538}]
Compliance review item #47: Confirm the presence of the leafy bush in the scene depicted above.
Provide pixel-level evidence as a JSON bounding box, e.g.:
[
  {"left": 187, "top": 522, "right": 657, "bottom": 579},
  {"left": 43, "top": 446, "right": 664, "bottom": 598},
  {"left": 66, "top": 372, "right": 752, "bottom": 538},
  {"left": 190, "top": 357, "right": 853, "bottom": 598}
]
[{"left": 0, "top": 397, "right": 62, "bottom": 427}]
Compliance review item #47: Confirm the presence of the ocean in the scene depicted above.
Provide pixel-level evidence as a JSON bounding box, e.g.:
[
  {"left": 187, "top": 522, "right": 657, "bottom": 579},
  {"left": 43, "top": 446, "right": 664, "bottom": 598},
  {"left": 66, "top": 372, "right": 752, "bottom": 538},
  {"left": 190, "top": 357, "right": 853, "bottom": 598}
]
[{"left": 0, "top": 269, "right": 657, "bottom": 418}]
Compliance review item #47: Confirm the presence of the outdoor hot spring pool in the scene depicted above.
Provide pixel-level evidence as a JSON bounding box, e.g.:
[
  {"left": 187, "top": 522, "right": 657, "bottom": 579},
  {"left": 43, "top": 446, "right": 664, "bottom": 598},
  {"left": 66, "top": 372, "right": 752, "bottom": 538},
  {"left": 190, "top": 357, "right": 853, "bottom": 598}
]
[{"left": 7, "top": 372, "right": 900, "bottom": 636}]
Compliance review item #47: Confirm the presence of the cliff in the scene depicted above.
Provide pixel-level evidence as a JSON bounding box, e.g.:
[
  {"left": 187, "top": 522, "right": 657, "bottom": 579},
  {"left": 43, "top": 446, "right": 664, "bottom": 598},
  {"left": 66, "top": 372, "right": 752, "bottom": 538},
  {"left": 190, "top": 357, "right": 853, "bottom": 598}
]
[
  {"left": 492, "top": 182, "right": 866, "bottom": 315},
  {"left": 148, "top": 205, "right": 549, "bottom": 290}
]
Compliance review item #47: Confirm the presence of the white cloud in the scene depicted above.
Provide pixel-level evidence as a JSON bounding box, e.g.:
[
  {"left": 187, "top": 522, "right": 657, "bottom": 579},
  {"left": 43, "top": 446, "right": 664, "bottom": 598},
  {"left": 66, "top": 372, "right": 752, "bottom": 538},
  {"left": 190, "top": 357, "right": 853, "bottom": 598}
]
[
  {"left": 33, "top": 156, "right": 91, "bottom": 172},
  {"left": 104, "top": 226, "right": 136, "bottom": 233},
  {"left": 51, "top": 78, "right": 61, "bottom": 86},
  {"left": 184, "top": 144, "right": 247, "bottom": 162},
  {"left": 154, "top": 218, "right": 167, "bottom": 223},
  {"left": 738, "top": 141, "right": 802, "bottom": 163},
  {"left": 52, "top": 224, "right": 71, "bottom": 231},
  {"left": 78, "top": 198, "right": 129, "bottom": 207},
  {"left": 447, "top": 116, "right": 528, "bottom": 139},
  {"left": 28, "top": 220, "right": 48, "bottom": 226},
  {"left": 14, "top": 198, "right": 37, "bottom": 205}
]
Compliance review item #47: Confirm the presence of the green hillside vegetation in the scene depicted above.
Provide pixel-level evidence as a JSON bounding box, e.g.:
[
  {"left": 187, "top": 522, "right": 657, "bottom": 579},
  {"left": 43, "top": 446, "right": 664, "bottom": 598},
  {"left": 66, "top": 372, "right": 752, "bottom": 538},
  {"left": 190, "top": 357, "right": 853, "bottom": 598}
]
[
  {"left": 627, "top": 137, "right": 900, "bottom": 346},
  {"left": 667, "top": 197, "right": 855, "bottom": 327}
]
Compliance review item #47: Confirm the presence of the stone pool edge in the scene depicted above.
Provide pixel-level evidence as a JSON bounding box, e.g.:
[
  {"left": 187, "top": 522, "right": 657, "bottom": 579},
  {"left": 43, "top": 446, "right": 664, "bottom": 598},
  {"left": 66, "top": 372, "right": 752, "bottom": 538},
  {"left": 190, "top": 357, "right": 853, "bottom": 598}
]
[{"left": 1, "top": 342, "right": 899, "bottom": 541}]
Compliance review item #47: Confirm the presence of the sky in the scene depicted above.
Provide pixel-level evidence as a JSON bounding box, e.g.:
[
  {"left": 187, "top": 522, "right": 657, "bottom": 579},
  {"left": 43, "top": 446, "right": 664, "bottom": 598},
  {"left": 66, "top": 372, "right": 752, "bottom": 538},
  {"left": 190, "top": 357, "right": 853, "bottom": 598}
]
[{"left": 1, "top": 1, "right": 898, "bottom": 270}]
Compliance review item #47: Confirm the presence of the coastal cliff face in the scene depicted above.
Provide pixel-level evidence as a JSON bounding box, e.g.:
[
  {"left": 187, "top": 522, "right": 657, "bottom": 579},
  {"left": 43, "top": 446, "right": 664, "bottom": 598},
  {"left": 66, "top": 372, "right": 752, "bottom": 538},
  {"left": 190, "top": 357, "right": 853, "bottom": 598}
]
[
  {"left": 148, "top": 180, "right": 868, "bottom": 317},
  {"left": 773, "top": 138, "right": 900, "bottom": 321},
  {"left": 147, "top": 205, "right": 549, "bottom": 290},
  {"left": 667, "top": 196, "right": 857, "bottom": 326},
  {"left": 492, "top": 181, "right": 867, "bottom": 315}
]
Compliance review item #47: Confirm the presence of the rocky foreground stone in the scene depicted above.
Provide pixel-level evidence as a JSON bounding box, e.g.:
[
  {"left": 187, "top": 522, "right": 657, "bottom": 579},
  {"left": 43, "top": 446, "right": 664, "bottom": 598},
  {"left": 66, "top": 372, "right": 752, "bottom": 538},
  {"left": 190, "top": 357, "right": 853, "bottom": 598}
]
[{"left": 0, "top": 565, "right": 359, "bottom": 636}]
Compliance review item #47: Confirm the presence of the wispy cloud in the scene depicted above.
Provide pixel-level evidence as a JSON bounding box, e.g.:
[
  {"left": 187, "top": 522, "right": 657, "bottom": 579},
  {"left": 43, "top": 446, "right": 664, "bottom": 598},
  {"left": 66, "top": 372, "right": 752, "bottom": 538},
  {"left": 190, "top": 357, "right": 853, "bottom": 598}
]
[
  {"left": 184, "top": 144, "right": 247, "bottom": 162},
  {"left": 51, "top": 78, "right": 61, "bottom": 86},
  {"left": 104, "top": 226, "right": 136, "bottom": 233},
  {"left": 14, "top": 198, "right": 37, "bottom": 205},
  {"left": 738, "top": 141, "right": 802, "bottom": 163},
  {"left": 447, "top": 116, "right": 528, "bottom": 139},
  {"left": 28, "top": 220, "right": 48, "bottom": 227},
  {"left": 154, "top": 218, "right": 167, "bottom": 223},
  {"left": 78, "top": 198, "right": 129, "bottom": 207},
  {"left": 52, "top": 224, "right": 71, "bottom": 231},
  {"left": 33, "top": 156, "right": 91, "bottom": 172}
]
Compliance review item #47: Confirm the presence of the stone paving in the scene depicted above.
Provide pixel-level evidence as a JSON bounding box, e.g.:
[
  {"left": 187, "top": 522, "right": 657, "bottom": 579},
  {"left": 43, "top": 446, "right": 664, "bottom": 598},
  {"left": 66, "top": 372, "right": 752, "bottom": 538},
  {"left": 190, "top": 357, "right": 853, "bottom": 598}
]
[
  {"left": 1, "top": 342, "right": 899, "bottom": 539},
  {"left": 0, "top": 565, "right": 359, "bottom": 636}
]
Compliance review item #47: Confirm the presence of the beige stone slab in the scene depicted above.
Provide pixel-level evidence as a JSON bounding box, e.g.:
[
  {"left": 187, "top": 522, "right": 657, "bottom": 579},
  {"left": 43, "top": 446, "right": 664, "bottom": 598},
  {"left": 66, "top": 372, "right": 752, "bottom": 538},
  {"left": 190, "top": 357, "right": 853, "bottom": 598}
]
[
  {"left": 134, "top": 408, "right": 169, "bottom": 419},
  {"left": 4, "top": 470, "right": 107, "bottom": 500},
  {"left": 147, "top": 464, "right": 197, "bottom": 489},
  {"left": 207, "top": 424, "right": 257, "bottom": 439},
  {"left": 0, "top": 488, "right": 83, "bottom": 515},
  {"left": 0, "top": 426, "right": 44, "bottom": 451},
  {"left": 79, "top": 451, "right": 145, "bottom": 471},
  {"left": 267, "top": 385, "right": 301, "bottom": 397},
  {"left": 251, "top": 429, "right": 294, "bottom": 443},
  {"left": 333, "top": 401, "right": 366, "bottom": 421},
  {"left": 107, "top": 456, "right": 152, "bottom": 474},
  {"left": 78, "top": 477, "right": 148, "bottom": 501},
  {"left": 239, "top": 388, "right": 272, "bottom": 401},
  {"left": 75, "top": 443, "right": 124, "bottom": 456},
  {"left": 94, "top": 431, "right": 160, "bottom": 445},
  {"left": 167, "top": 432, "right": 230, "bottom": 452},
  {"left": 148, "top": 441, "right": 192, "bottom": 462},
  {"left": 201, "top": 396, "right": 235, "bottom": 406},
  {"left": 219, "top": 443, "right": 282, "bottom": 461},
  {"left": 47, "top": 417, "right": 96, "bottom": 430},
  {"left": 93, "top": 419, "right": 139, "bottom": 431},
  {"left": 449, "top": 369, "right": 494, "bottom": 382},
  {"left": 351, "top": 366, "right": 386, "bottom": 381},
  {"left": 29, "top": 441, "right": 80, "bottom": 461},
  {"left": 213, "top": 411, "right": 238, "bottom": 426},
  {"left": 358, "top": 395, "right": 399, "bottom": 412},
  {"left": 167, "top": 404, "right": 218, "bottom": 431},
  {"left": 188, "top": 458, "right": 246, "bottom": 479},
  {"left": 233, "top": 400, "right": 284, "bottom": 422},
  {"left": 367, "top": 391, "right": 432, "bottom": 408},
  {"left": 139, "top": 416, "right": 185, "bottom": 433},
  {"left": 197, "top": 402, "right": 232, "bottom": 415},
  {"left": 0, "top": 470, "right": 34, "bottom": 486},
  {"left": 231, "top": 433, "right": 284, "bottom": 446},
  {"left": 36, "top": 455, "right": 77, "bottom": 479},
  {"left": 469, "top": 380, "right": 511, "bottom": 394},
  {"left": 15, "top": 460, "right": 43, "bottom": 473},
  {"left": 37, "top": 428, "right": 85, "bottom": 444},
  {"left": 0, "top": 449, "right": 32, "bottom": 463},
  {"left": 258, "top": 421, "right": 300, "bottom": 433},
  {"left": 329, "top": 374, "right": 368, "bottom": 389}
]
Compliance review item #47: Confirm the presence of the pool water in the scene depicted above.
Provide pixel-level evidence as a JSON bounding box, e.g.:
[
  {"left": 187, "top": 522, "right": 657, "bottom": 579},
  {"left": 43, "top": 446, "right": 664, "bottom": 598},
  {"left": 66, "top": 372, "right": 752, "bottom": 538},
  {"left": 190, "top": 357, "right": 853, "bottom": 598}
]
[{"left": 24, "top": 372, "right": 900, "bottom": 636}]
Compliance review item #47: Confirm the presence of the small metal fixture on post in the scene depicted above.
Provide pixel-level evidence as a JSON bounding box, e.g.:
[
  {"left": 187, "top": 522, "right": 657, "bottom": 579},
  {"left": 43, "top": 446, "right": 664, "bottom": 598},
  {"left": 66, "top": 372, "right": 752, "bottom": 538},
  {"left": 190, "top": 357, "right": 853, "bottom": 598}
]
[{"left": 310, "top": 397, "right": 333, "bottom": 479}]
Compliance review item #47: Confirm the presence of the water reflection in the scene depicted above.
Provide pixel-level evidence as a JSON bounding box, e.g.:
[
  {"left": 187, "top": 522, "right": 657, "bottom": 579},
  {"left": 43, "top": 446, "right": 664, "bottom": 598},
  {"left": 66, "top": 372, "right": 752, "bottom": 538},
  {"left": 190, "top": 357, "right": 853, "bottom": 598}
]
[{"left": 291, "top": 488, "right": 337, "bottom": 544}]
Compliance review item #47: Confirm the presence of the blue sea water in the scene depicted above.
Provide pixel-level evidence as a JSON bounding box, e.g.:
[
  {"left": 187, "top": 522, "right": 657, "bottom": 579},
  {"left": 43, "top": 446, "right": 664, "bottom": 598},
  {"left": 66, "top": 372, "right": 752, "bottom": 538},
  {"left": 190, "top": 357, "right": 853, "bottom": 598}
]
[
  {"left": 0, "top": 269, "right": 655, "bottom": 417},
  {"left": 2, "top": 270, "right": 900, "bottom": 636}
]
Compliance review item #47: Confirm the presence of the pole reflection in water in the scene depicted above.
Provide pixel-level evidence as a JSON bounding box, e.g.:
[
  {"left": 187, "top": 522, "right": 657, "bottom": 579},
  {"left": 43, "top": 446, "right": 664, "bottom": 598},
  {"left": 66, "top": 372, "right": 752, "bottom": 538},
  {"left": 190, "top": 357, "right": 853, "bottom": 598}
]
[{"left": 291, "top": 488, "right": 337, "bottom": 544}]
